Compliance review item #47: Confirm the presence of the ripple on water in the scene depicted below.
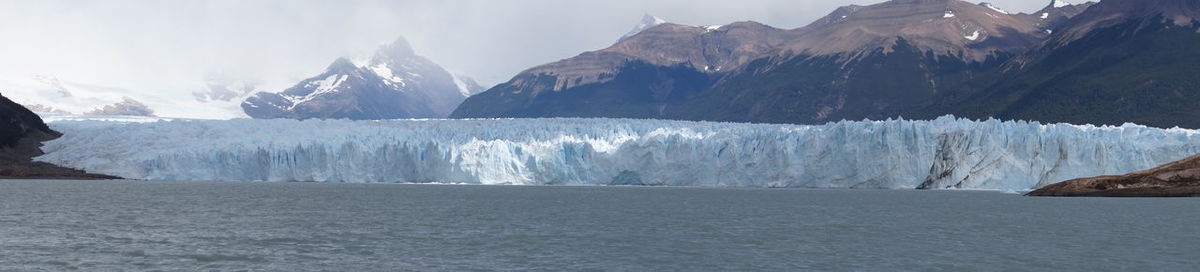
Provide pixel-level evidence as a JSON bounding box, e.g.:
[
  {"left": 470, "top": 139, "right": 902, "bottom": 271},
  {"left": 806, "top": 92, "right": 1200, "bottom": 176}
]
[{"left": 0, "top": 180, "right": 1198, "bottom": 271}]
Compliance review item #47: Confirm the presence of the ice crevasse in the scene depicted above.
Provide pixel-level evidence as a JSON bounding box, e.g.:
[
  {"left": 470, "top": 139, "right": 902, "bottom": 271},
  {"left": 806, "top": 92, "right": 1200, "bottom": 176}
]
[{"left": 36, "top": 116, "right": 1200, "bottom": 190}]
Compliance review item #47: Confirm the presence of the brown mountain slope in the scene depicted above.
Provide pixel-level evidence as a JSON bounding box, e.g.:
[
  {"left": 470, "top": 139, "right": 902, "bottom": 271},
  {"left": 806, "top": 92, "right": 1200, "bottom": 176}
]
[
  {"left": 779, "top": 0, "right": 1048, "bottom": 62},
  {"left": 510, "top": 21, "right": 794, "bottom": 96}
]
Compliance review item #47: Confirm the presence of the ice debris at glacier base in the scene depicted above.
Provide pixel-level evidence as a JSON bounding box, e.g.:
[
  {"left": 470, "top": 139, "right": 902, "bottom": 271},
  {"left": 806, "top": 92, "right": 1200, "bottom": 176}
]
[{"left": 36, "top": 116, "right": 1200, "bottom": 190}]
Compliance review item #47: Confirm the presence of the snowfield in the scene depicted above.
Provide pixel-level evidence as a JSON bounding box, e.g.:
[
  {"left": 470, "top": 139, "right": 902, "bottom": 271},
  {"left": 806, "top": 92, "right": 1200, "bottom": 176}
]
[{"left": 36, "top": 116, "right": 1200, "bottom": 190}]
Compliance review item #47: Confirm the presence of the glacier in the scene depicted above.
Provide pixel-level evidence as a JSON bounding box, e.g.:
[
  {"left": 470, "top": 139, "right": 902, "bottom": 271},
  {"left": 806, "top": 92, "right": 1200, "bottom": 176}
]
[{"left": 35, "top": 116, "right": 1200, "bottom": 190}]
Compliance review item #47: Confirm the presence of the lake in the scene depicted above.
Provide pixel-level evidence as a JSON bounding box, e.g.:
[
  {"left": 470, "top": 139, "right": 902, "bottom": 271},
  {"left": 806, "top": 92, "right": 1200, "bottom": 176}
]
[{"left": 1, "top": 180, "right": 1197, "bottom": 271}]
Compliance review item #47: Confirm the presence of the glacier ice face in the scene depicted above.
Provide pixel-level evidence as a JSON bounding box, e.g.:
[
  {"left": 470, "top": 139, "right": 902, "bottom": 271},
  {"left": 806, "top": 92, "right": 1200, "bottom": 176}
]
[{"left": 36, "top": 116, "right": 1200, "bottom": 190}]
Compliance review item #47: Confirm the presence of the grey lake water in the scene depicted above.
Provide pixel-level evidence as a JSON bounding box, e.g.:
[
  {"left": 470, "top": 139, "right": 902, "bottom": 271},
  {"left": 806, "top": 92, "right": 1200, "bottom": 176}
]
[{"left": 1, "top": 180, "right": 1198, "bottom": 271}]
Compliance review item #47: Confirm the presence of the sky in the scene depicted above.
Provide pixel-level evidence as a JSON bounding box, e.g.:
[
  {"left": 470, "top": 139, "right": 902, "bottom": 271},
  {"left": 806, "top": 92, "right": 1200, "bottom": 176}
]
[{"left": 0, "top": 0, "right": 1060, "bottom": 115}]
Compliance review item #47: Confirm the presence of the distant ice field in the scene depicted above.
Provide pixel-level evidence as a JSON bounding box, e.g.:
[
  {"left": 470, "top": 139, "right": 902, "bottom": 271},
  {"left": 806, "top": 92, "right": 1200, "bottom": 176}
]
[{"left": 36, "top": 115, "right": 1200, "bottom": 190}]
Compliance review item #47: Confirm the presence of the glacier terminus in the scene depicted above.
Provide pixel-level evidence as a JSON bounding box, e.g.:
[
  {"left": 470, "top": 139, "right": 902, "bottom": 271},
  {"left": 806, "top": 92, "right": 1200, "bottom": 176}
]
[{"left": 35, "top": 116, "right": 1200, "bottom": 191}]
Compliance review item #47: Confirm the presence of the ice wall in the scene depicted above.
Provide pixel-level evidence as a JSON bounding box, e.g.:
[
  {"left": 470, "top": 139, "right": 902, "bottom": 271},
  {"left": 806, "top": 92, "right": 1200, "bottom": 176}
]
[{"left": 36, "top": 116, "right": 1200, "bottom": 190}]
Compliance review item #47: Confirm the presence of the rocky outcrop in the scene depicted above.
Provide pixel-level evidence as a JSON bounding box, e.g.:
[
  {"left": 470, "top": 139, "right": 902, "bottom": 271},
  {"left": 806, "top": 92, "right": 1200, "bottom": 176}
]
[
  {"left": 1028, "top": 154, "right": 1200, "bottom": 197},
  {"left": 0, "top": 93, "right": 119, "bottom": 180}
]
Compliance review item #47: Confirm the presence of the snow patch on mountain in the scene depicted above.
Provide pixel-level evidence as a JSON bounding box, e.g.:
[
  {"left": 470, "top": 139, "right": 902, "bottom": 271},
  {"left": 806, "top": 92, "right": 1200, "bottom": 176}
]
[
  {"left": 1052, "top": 0, "right": 1072, "bottom": 8},
  {"left": 37, "top": 116, "right": 1200, "bottom": 190},
  {"left": 452, "top": 74, "right": 484, "bottom": 97},
  {"left": 980, "top": 3, "right": 1010, "bottom": 14},
  {"left": 369, "top": 64, "right": 407, "bottom": 88},
  {"left": 965, "top": 30, "right": 981, "bottom": 41}
]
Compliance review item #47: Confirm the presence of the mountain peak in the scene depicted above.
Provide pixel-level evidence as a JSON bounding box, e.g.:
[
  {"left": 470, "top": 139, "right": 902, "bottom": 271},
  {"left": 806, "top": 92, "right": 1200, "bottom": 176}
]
[
  {"left": 807, "top": 5, "right": 865, "bottom": 28},
  {"left": 326, "top": 58, "right": 358, "bottom": 73},
  {"left": 618, "top": 14, "right": 668, "bottom": 42},
  {"left": 375, "top": 37, "right": 416, "bottom": 60}
]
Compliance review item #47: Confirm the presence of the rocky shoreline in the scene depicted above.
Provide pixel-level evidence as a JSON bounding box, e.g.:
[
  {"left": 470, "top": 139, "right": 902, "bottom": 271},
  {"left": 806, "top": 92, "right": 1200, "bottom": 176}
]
[
  {"left": 1028, "top": 154, "right": 1200, "bottom": 197},
  {"left": 0, "top": 161, "right": 120, "bottom": 180}
]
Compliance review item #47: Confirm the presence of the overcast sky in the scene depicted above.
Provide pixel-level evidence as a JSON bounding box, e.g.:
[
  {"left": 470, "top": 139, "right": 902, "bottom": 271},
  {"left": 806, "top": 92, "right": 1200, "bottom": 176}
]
[{"left": 0, "top": 0, "right": 1060, "bottom": 94}]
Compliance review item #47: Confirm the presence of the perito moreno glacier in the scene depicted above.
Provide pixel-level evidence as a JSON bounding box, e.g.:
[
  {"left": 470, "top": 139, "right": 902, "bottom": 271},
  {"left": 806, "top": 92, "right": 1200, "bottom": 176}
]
[{"left": 35, "top": 116, "right": 1200, "bottom": 190}]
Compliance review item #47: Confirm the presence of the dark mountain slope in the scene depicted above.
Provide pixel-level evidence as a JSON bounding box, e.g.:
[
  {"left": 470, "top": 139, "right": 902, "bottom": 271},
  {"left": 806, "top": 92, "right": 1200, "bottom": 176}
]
[
  {"left": 943, "top": 0, "right": 1200, "bottom": 128},
  {"left": 452, "top": 61, "right": 712, "bottom": 118},
  {"left": 0, "top": 94, "right": 117, "bottom": 179},
  {"left": 669, "top": 0, "right": 1058, "bottom": 123},
  {"left": 0, "top": 94, "right": 58, "bottom": 158},
  {"left": 672, "top": 38, "right": 1011, "bottom": 123}
]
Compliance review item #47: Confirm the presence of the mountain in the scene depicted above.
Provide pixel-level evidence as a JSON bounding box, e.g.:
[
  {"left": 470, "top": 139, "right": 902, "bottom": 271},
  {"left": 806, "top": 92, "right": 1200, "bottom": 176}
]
[
  {"left": 942, "top": 0, "right": 1200, "bottom": 128},
  {"left": 455, "top": 0, "right": 1199, "bottom": 128},
  {"left": 452, "top": 15, "right": 797, "bottom": 118},
  {"left": 451, "top": 0, "right": 1094, "bottom": 123},
  {"left": 671, "top": 0, "right": 1060, "bottom": 124},
  {"left": 243, "top": 38, "right": 482, "bottom": 120},
  {"left": 0, "top": 94, "right": 117, "bottom": 179}
]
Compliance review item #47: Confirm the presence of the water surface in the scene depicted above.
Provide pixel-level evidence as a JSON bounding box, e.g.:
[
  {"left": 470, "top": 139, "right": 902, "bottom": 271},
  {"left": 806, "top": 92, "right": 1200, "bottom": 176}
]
[{"left": 1, "top": 180, "right": 1197, "bottom": 271}]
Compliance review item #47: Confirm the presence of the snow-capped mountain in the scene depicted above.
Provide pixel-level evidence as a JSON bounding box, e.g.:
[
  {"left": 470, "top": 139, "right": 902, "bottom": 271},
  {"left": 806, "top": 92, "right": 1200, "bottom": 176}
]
[
  {"left": 242, "top": 37, "right": 483, "bottom": 120},
  {"left": 617, "top": 14, "right": 667, "bottom": 42}
]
